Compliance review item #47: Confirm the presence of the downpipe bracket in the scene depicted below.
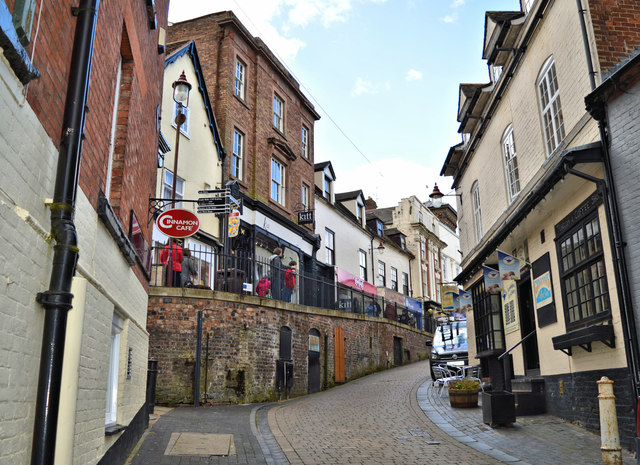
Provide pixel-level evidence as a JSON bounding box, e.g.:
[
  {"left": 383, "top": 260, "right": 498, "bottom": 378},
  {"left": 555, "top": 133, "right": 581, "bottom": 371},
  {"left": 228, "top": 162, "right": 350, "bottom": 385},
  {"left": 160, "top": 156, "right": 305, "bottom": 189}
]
[{"left": 36, "top": 291, "right": 74, "bottom": 311}]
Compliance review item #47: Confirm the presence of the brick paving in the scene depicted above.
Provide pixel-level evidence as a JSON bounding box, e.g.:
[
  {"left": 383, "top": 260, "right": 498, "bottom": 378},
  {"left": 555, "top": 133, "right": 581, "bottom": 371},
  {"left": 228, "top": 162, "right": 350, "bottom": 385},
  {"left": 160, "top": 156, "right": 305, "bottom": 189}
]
[
  {"left": 128, "top": 359, "right": 637, "bottom": 464},
  {"left": 417, "top": 371, "right": 637, "bottom": 465},
  {"left": 269, "top": 361, "right": 501, "bottom": 465}
]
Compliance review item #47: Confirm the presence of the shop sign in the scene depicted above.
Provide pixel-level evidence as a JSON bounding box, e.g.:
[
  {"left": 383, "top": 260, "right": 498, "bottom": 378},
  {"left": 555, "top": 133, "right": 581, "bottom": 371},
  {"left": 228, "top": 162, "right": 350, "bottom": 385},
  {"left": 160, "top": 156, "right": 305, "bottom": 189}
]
[
  {"left": 336, "top": 268, "right": 377, "bottom": 295},
  {"left": 156, "top": 209, "right": 200, "bottom": 238}
]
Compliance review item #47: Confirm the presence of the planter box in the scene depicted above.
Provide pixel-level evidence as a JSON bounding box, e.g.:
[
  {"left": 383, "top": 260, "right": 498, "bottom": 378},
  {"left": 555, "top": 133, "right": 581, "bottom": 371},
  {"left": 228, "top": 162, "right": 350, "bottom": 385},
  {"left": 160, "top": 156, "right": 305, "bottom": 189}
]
[
  {"left": 449, "top": 388, "right": 479, "bottom": 408},
  {"left": 481, "top": 390, "right": 516, "bottom": 426}
]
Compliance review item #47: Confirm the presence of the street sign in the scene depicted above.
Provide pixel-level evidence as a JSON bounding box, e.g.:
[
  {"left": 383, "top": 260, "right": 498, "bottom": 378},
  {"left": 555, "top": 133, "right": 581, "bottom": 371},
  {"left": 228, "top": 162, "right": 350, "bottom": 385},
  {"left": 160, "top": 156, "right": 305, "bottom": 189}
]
[
  {"left": 198, "top": 188, "right": 227, "bottom": 194},
  {"left": 156, "top": 209, "right": 200, "bottom": 238},
  {"left": 298, "top": 210, "right": 314, "bottom": 224},
  {"left": 197, "top": 197, "right": 225, "bottom": 206}
]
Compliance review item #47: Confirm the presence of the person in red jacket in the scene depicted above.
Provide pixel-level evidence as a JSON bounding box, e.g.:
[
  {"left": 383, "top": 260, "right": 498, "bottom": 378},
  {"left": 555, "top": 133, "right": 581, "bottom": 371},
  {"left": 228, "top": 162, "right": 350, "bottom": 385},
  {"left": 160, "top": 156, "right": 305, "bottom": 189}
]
[
  {"left": 283, "top": 261, "right": 297, "bottom": 302},
  {"left": 160, "top": 240, "right": 183, "bottom": 287}
]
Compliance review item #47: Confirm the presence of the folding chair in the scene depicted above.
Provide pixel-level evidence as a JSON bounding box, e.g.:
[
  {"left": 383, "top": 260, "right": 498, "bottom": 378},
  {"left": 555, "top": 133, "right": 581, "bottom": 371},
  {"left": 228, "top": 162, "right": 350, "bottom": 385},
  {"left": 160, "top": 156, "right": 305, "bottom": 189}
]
[{"left": 466, "top": 365, "right": 486, "bottom": 392}]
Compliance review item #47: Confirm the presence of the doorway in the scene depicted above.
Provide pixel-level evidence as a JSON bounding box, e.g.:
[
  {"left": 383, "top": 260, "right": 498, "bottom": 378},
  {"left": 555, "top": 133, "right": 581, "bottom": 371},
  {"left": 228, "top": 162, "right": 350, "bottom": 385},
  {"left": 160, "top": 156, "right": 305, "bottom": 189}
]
[
  {"left": 393, "top": 337, "right": 403, "bottom": 366},
  {"left": 518, "top": 275, "right": 540, "bottom": 374},
  {"left": 308, "top": 329, "right": 321, "bottom": 393}
]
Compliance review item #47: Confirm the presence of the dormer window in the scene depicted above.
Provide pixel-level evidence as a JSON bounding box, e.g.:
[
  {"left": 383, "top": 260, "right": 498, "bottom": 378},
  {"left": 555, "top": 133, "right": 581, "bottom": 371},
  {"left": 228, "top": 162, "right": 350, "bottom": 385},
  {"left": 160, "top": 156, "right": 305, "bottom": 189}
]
[
  {"left": 491, "top": 65, "right": 503, "bottom": 83},
  {"left": 356, "top": 200, "right": 364, "bottom": 223},
  {"left": 323, "top": 175, "right": 332, "bottom": 199},
  {"left": 400, "top": 236, "right": 406, "bottom": 249},
  {"left": 523, "top": 0, "right": 535, "bottom": 13},
  {"left": 376, "top": 220, "right": 384, "bottom": 238}
]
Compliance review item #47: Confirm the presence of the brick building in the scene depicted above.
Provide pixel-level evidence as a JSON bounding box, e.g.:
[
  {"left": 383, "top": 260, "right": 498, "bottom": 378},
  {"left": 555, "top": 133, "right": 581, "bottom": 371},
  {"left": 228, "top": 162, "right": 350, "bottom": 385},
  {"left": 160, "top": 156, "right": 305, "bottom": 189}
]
[
  {"left": 0, "top": 0, "right": 168, "bottom": 463},
  {"left": 440, "top": 0, "right": 640, "bottom": 449},
  {"left": 167, "top": 11, "right": 324, "bottom": 290}
]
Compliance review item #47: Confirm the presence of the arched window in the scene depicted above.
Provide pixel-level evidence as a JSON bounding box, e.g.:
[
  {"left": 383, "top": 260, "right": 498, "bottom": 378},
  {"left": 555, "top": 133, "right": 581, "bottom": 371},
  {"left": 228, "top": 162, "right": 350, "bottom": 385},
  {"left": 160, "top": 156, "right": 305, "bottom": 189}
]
[
  {"left": 502, "top": 124, "right": 520, "bottom": 202},
  {"left": 279, "top": 326, "right": 292, "bottom": 361},
  {"left": 472, "top": 182, "right": 482, "bottom": 242},
  {"left": 537, "top": 56, "right": 565, "bottom": 155}
]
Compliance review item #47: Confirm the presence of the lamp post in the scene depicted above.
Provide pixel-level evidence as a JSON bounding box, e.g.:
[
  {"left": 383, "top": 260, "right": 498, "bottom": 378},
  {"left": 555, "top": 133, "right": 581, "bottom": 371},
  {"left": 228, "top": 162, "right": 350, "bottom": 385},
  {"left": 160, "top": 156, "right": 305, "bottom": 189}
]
[
  {"left": 171, "top": 70, "right": 191, "bottom": 207},
  {"left": 429, "top": 183, "right": 463, "bottom": 208},
  {"left": 370, "top": 239, "right": 385, "bottom": 285},
  {"left": 165, "top": 71, "right": 191, "bottom": 287}
]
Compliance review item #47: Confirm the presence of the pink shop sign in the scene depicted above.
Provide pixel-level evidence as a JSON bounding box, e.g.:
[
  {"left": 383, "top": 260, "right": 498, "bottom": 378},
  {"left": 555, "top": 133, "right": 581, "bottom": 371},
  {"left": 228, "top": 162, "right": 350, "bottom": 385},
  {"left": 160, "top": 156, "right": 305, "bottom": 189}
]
[{"left": 336, "top": 268, "right": 377, "bottom": 296}]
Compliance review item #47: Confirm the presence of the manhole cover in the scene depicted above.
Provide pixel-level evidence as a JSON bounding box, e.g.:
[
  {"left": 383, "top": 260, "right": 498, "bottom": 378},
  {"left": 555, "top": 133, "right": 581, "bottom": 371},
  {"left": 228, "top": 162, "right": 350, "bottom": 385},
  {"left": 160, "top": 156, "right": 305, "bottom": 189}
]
[{"left": 164, "top": 433, "right": 235, "bottom": 456}]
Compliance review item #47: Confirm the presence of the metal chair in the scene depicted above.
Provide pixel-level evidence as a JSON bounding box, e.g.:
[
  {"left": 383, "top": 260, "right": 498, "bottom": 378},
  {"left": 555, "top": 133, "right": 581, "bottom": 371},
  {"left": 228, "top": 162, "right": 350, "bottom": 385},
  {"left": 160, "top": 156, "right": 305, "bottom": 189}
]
[
  {"left": 466, "top": 365, "right": 486, "bottom": 392},
  {"left": 432, "top": 365, "right": 462, "bottom": 396}
]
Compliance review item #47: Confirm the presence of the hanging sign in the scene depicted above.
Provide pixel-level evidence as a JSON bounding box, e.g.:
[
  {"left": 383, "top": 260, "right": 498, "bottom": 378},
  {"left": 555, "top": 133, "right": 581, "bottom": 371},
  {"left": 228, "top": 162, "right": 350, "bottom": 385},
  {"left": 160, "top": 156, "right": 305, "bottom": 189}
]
[
  {"left": 502, "top": 280, "right": 520, "bottom": 334},
  {"left": 483, "top": 265, "right": 503, "bottom": 294},
  {"left": 498, "top": 250, "right": 521, "bottom": 280},
  {"left": 156, "top": 209, "right": 200, "bottom": 238},
  {"left": 228, "top": 210, "right": 240, "bottom": 238}
]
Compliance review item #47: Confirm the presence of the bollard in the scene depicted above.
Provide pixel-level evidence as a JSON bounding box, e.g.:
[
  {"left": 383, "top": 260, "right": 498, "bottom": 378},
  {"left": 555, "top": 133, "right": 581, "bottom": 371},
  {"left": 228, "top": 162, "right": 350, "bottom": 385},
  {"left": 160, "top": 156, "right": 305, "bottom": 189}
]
[{"left": 597, "top": 376, "right": 622, "bottom": 465}]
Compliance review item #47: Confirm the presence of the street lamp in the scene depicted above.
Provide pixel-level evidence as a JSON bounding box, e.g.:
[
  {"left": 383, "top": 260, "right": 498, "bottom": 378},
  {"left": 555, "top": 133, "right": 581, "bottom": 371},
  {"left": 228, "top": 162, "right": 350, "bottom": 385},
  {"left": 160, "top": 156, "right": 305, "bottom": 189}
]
[
  {"left": 170, "top": 70, "right": 191, "bottom": 208},
  {"left": 429, "top": 183, "right": 460, "bottom": 208},
  {"left": 165, "top": 71, "right": 191, "bottom": 287}
]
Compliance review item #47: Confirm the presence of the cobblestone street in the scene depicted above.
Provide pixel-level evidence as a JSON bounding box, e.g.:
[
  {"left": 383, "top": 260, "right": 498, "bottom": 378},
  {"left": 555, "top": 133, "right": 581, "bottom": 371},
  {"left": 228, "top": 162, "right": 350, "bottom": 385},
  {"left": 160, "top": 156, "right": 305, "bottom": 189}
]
[
  {"left": 269, "top": 361, "right": 501, "bottom": 465},
  {"left": 129, "top": 359, "right": 636, "bottom": 464}
]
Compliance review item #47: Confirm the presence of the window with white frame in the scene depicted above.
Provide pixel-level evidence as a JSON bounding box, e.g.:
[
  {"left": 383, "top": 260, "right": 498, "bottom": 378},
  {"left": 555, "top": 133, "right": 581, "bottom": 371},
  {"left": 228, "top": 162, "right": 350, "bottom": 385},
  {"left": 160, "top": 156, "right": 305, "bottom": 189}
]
[
  {"left": 301, "top": 125, "right": 309, "bottom": 158},
  {"left": 418, "top": 211, "right": 423, "bottom": 224},
  {"left": 422, "top": 269, "right": 428, "bottom": 296},
  {"left": 375, "top": 219, "right": 384, "bottom": 238},
  {"left": 378, "top": 260, "right": 386, "bottom": 287},
  {"left": 537, "top": 57, "right": 565, "bottom": 155},
  {"left": 472, "top": 181, "right": 483, "bottom": 242},
  {"left": 273, "top": 94, "right": 284, "bottom": 132},
  {"left": 302, "top": 183, "right": 309, "bottom": 210},
  {"left": 502, "top": 125, "right": 520, "bottom": 201},
  {"left": 420, "top": 241, "right": 426, "bottom": 261},
  {"left": 172, "top": 102, "right": 190, "bottom": 138},
  {"left": 402, "top": 272, "right": 409, "bottom": 295},
  {"left": 325, "top": 228, "right": 335, "bottom": 265},
  {"left": 271, "top": 158, "right": 285, "bottom": 205},
  {"left": 391, "top": 267, "right": 398, "bottom": 291},
  {"left": 106, "top": 314, "right": 124, "bottom": 426},
  {"left": 359, "top": 249, "right": 367, "bottom": 280},
  {"left": 232, "top": 129, "right": 243, "bottom": 179},
  {"left": 163, "top": 170, "right": 184, "bottom": 208},
  {"left": 235, "top": 59, "right": 246, "bottom": 100}
]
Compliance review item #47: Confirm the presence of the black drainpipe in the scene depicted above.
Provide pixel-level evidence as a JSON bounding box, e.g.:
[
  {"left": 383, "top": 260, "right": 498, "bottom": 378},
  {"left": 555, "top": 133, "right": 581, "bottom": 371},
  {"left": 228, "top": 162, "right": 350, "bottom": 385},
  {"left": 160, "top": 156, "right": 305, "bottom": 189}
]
[{"left": 32, "top": 1, "right": 99, "bottom": 464}]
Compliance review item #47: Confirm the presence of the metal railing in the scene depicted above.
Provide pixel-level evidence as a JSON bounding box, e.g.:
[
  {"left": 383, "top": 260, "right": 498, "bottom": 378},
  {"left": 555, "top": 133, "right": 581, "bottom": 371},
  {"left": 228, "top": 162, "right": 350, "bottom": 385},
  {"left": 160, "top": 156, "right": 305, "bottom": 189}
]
[{"left": 150, "top": 246, "right": 426, "bottom": 330}]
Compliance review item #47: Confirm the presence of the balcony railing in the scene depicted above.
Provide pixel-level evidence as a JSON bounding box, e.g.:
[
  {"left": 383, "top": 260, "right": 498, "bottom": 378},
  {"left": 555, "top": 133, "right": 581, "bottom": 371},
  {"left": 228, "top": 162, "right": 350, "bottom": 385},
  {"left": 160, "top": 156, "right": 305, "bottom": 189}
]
[{"left": 151, "top": 245, "right": 430, "bottom": 331}]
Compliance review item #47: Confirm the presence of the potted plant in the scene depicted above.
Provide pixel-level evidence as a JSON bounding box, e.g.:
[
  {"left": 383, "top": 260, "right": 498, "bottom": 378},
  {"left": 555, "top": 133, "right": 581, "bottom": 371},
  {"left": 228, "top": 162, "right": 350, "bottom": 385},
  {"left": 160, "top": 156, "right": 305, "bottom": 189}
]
[{"left": 448, "top": 378, "right": 480, "bottom": 408}]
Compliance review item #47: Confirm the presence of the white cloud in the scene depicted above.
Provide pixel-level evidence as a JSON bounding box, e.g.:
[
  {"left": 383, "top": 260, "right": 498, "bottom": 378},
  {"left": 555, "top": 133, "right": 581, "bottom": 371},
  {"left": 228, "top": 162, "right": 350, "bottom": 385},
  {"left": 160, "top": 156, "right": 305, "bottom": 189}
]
[
  {"left": 352, "top": 77, "right": 388, "bottom": 96},
  {"left": 451, "top": 0, "right": 465, "bottom": 7},
  {"left": 332, "top": 157, "right": 453, "bottom": 208},
  {"left": 441, "top": 12, "right": 459, "bottom": 23},
  {"left": 405, "top": 69, "right": 422, "bottom": 81}
]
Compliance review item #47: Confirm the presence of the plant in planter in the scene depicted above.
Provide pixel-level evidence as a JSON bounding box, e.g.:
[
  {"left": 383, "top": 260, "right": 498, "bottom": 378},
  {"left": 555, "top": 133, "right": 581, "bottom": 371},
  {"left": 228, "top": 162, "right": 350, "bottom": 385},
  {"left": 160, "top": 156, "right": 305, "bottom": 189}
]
[{"left": 448, "top": 378, "right": 481, "bottom": 408}]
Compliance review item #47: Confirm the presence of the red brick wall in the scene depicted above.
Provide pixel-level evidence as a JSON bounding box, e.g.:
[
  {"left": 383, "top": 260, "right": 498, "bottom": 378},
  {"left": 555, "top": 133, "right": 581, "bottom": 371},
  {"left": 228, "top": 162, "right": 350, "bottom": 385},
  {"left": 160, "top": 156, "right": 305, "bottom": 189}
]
[
  {"left": 24, "top": 0, "right": 169, "bottom": 284},
  {"left": 589, "top": 0, "right": 640, "bottom": 74},
  {"left": 148, "top": 290, "right": 431, "bottom": 404},
  {"left": 168, "top": 12, "right": 317, "bottom": 230}
]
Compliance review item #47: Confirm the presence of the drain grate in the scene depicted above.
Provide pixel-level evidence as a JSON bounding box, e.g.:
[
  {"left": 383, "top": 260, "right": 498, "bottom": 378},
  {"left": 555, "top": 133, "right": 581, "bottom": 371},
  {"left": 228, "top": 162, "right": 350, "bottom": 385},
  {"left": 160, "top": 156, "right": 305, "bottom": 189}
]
[{"left": 164, "top": 432, "right": 235, "bottom": 456}]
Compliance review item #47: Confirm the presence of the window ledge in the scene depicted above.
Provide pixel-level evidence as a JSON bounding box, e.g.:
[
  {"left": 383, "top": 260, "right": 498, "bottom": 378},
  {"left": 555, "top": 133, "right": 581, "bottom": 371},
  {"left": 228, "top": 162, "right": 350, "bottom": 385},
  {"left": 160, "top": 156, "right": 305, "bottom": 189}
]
[
  {"left": 97, "top": 193, "right": 138, "bottom": 266},
  {"left": 105, "top": 424, "right": 127, "bottom": 436},
  {"left": 0, "top": 2, "right": 40, "bottom": 85},
  {"left": 552, "top": 323, "right": 614, "bottom": 356}
]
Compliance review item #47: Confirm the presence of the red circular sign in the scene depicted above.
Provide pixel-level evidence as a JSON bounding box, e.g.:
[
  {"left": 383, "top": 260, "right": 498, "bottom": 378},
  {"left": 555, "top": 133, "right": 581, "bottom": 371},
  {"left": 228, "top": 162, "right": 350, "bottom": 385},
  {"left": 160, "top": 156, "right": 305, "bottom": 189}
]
[{"left": 156, "top": 209, "right": 200, "bottom": 238}]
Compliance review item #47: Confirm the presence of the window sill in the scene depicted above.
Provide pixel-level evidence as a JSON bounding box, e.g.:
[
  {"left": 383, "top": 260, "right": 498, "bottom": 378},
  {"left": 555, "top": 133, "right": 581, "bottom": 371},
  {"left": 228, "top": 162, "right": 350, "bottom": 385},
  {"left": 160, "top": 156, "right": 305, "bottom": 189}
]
[
  {"left": 551, "top": 323, "right": 614, "bottom": 356},
  {"left": 233, "top": 93, "right": 251, "bottom": 110},
  {"left": 105, "top": 424, "right": 127, "bottom": 436}
]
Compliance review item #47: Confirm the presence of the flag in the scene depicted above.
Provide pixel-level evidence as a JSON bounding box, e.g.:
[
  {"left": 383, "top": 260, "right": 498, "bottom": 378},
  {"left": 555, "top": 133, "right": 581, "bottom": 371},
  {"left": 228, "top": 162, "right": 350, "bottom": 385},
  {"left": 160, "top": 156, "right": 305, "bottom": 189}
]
[
  {"left": 458, "top": 290, "right": 473, "bottom": 313},
  {"left": 483, "top": 265, "right": 503, "bottom": 294},
  {"left": 498, "top": 250, "right": 521, "bottom": 280}
]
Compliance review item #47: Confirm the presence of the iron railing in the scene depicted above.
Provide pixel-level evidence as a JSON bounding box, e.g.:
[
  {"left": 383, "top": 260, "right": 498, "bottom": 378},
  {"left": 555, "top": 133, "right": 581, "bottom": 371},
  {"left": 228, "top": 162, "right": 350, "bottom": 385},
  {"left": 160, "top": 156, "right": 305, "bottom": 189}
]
[{"left": 151, "top": 246, "right": 429, "bottom": 331}]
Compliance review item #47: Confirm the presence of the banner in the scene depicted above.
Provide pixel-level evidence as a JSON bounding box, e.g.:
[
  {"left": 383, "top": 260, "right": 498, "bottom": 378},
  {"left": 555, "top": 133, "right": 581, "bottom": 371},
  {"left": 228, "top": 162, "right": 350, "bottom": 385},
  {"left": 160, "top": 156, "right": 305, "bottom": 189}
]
[
  {"left": 336, "top": 268, "right": 377, "bottom": 296},
  {"left": 405, "top": 296, "right": 423, "bottom": 314},
  {"left": 502, "top": 280, "right": 520, "bottom": 334},
  {"left": 442, "top": 285, "right": 458, "bottom": 311},
  {"left": 458, "top": 290, "right": 473, "bottom": 314},
  {"left": 483, "top": 265, "right": 503, "bottom": 294},
  {"left": 534, "top": 271, "right": 553, "bottom": 309},
  {"left": 498, "top": 250, "right": 521, "bottom": 280}
]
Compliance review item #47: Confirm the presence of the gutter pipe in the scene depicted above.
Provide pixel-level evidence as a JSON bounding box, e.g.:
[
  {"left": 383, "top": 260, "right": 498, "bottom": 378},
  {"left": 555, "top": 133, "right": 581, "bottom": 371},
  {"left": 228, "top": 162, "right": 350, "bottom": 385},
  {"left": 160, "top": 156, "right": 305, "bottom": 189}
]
[{"left": 32, "top": 1, "right": 99, "bottom": 463}]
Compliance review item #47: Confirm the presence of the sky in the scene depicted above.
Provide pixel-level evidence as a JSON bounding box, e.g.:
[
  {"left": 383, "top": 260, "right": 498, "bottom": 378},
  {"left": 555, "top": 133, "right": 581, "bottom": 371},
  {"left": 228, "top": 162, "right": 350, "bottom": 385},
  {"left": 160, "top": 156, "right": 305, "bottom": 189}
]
[{"left": 168, "top": 0, "right": 519, "bottom": 208}]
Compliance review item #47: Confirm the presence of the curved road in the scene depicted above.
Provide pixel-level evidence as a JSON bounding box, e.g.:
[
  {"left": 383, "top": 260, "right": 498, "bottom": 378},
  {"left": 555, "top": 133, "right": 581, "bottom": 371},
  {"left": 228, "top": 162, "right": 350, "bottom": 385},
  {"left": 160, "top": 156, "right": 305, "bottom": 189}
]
[{"left": 268, "top": 360, "right": 500, "bottom": 465}]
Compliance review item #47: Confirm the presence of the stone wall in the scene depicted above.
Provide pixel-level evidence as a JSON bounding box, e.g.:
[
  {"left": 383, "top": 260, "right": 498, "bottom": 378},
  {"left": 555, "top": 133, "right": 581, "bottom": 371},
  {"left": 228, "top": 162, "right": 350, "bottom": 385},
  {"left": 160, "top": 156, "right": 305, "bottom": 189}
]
[{"left": 148, "top": 288, "right": 431, "bottom": 405}]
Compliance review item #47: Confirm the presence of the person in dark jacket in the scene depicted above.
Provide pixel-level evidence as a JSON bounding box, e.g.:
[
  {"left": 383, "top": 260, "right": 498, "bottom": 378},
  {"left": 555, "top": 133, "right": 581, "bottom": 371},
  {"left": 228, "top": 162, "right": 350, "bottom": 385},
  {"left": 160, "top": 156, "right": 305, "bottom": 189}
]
[
  {"left": 269, "top": 247, "right": 284, "bottom": 300},
  {"left": 181, "top": 247, "right": 198, "bottom": 286}
]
